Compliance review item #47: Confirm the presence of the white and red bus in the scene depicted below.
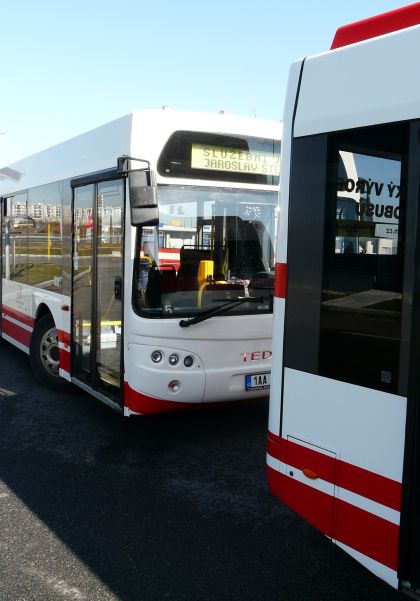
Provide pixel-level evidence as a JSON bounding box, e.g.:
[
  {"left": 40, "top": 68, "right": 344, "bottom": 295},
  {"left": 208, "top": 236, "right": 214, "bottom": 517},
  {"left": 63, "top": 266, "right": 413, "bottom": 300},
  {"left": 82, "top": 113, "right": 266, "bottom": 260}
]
[
  {"left": 0, "top": 109, "right": 281, "bottom": 415},
  {"left": 267, "top": 3, "right": 420, "bottom": 593}
]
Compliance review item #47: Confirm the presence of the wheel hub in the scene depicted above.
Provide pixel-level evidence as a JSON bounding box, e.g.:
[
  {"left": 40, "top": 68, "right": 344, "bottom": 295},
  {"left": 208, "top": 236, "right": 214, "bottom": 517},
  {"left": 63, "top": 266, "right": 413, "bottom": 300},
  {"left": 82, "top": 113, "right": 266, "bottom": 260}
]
[{"left": 40, "top": 327, "right": 59, "bottom": 377}]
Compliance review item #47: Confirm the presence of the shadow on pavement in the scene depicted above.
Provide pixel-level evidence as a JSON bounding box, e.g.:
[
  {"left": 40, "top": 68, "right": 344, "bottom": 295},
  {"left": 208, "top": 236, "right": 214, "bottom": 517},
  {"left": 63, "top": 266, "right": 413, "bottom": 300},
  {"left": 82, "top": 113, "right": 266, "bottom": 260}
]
[{"left": 0, "top": 341, "right": 403, "bottom": 600}]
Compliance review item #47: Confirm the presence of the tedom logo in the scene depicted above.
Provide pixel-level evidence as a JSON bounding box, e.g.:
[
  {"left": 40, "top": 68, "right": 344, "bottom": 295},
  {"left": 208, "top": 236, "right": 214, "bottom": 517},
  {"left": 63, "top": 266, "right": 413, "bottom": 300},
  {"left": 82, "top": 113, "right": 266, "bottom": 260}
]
[{"left": 241, "top": 350, "right": 272, "bottom": 363}]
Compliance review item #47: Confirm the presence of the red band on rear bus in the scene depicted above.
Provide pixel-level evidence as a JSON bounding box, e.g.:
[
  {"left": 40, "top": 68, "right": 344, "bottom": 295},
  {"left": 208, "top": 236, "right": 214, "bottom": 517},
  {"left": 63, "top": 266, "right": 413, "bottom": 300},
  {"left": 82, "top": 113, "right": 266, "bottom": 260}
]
[
  {"left": 274, "top": 263, "right": 287, "bottom": 298},
  {"left": 331, "top": 3, "right": 420, "bottom": 49}
]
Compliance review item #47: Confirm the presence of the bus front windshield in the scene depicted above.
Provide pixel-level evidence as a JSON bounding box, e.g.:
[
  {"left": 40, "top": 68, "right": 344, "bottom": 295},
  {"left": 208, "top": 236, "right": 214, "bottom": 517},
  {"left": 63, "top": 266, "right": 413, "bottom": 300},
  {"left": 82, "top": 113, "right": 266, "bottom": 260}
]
[{"left": 133, "top": 185, "right": 277, "bottom": 319}]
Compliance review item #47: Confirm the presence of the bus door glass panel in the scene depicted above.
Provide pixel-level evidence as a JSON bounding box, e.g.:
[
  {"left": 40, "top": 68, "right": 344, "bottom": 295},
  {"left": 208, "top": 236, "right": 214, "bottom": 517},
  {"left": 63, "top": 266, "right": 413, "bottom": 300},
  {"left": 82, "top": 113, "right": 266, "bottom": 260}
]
[
  {"left": 72, "top": 185, "right": 94, "bottom": 381},
  {"left": 320, "top": 123, "right": 407, "bottom": 393},
  {"left": 1, "top": 199, "right": 5, "bottom": 280},
  {"left": 96, "top": 180, "right": 124, "bottom": 395},
  {"left": 132, "top": 186, "right": 277, "bottom": 318},
  {"left": 72, "top": 181, "right": 124, "bottom": 398}
]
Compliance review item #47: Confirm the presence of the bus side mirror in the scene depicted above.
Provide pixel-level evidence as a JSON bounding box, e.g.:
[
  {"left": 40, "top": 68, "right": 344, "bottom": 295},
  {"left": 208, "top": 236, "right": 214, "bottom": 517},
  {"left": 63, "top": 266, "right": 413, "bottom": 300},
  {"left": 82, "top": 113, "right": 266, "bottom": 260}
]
[{"left": 129, "top": 170, "right": 159, "bottom": 227}]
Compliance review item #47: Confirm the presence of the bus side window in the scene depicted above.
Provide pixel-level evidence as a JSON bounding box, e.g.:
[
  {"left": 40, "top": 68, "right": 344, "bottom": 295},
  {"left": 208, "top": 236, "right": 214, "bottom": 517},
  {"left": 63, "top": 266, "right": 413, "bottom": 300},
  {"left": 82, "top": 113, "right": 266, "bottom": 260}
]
[{"left": 319, "top": 123, "right": 407, "bottom": 393}]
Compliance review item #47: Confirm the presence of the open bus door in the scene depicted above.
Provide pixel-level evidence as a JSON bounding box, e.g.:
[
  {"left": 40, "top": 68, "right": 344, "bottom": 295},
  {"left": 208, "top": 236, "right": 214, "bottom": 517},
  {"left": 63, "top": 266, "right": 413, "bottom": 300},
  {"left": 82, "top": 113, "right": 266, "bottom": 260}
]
[{"left": 71, "top": 173, "right": 125, "bottom": 408}]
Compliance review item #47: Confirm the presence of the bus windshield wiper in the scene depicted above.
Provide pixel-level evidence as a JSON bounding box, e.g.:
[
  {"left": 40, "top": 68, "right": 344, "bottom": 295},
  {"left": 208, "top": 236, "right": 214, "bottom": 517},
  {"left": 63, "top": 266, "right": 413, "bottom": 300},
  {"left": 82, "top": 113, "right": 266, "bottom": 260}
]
[{"left": 179, "top": 296, "right": 270, "bottom": 328}]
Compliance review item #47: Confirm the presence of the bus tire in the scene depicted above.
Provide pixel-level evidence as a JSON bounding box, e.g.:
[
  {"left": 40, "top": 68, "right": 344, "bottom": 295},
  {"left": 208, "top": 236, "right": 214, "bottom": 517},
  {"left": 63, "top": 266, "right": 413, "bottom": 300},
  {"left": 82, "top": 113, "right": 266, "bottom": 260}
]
[{"left": 30, "top": 314, "right": 73, "bottom": 392}]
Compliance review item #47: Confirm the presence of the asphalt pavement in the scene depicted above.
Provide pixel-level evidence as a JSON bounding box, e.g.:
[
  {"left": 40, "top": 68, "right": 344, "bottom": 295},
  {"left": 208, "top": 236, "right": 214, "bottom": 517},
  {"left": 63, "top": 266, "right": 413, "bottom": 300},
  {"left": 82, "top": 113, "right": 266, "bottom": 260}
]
[{"left": 0, "top": 340, "right": 404, "bottom": 601}]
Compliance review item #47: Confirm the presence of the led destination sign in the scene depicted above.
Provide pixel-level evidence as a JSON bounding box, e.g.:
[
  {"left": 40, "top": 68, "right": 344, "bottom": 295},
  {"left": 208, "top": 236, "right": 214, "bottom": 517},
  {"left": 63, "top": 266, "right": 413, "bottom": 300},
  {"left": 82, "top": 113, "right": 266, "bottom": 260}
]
[
  {"left": 157, "top": 131, "right": 280, "bottom": 184},
  {"left": 191, "top": 144, "right": 280, "bottom": 176}
]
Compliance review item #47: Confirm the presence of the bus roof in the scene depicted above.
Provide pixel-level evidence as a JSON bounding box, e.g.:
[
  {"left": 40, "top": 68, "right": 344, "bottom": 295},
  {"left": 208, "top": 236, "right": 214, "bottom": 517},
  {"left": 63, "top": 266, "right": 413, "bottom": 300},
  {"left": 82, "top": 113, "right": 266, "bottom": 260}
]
[
  {"left": 290, "top": 9, "right": 420, "bottom": 138},
  {"left": 0, "top": 109, "right": 281, "bottom": 194},
  {"left": 331, "top": 2, "right": 420, "bottom": 49}
]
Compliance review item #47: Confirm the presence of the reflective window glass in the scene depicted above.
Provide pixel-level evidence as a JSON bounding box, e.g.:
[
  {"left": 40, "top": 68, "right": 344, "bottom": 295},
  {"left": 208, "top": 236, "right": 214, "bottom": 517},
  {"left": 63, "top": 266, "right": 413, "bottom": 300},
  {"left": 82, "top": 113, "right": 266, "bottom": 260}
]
[
  {"left": 27, "top": 182, "right": 62, "bottom": 291},
  {"left": 132, "top": 185, "right": 277, "bottom": 318},
  {"left": 320, "top": 123, "right": 408, "bottom": 393}
]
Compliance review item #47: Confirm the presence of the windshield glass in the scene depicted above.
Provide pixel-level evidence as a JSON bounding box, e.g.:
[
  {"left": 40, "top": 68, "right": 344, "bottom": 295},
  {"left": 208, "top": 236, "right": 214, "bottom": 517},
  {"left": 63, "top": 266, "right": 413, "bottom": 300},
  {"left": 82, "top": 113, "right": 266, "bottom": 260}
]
[{"left": 132, "top": 185, "right": 277, "bottom": 318}]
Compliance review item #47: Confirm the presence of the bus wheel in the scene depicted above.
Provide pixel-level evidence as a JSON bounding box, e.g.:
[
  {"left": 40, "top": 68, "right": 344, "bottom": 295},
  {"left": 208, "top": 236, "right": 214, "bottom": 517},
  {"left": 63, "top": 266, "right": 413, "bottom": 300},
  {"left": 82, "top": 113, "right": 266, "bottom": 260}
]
[{"left": 30, "top": 314, "right": 72, "bottom": 391}]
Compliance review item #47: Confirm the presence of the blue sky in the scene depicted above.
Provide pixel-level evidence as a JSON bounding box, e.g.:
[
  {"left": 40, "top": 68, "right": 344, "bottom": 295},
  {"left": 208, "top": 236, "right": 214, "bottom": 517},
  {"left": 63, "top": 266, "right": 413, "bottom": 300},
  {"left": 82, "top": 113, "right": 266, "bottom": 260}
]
[{"left": 0, "top": 0, "right": 408, "bottom": 165}]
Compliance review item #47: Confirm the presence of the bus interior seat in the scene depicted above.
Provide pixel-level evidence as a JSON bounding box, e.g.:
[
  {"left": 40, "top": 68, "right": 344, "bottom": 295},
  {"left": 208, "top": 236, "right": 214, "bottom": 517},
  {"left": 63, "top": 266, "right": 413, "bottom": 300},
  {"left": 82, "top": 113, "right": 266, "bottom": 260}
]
[
  {"left": 177, "top": 247, "right": 213, "bottom": 291},
  {"left": 158, "top": 265, "right": 177, "bottom": 293}
]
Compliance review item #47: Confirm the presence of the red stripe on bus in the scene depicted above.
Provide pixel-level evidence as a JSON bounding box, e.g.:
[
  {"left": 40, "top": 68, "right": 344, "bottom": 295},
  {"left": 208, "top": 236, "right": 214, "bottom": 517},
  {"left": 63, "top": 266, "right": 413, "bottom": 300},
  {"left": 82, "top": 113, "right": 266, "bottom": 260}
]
[
  {"left": 287, "top": 438, "right": 336, "bottom": 483},
  {"left": 2, "top": 305, "right": 34, "bottom": 328},
  {"left": 57, "top": 329, "right": 71, "bottom": 346},
  {"left": 124, "top": 383, "right": 260, "bottom": 415},
  {"left": 267, "top": 434, "right": 401, "bottom": 512},
  {"left": 267, "top": 432, "right": 286, "bottom": 462},
  {"left": 267, "top": 462, "right": 285, "bottom": 500},
  {"left": 331, "top": 4, "right": 420, "bottom": 49},
  {"left": 267, "top": 466, "right": 335, "bottom": 536},
  {"left": 267, "top": 465, "right": 399, "bottom": 570},
  {"left": 337, "top": 460, "right": 401, "bottom": 513},
  {"left": 2, "top": 319, "right": 31, "bottom": 347},
  {"left": 335, "top": 495, "right": 399, "bottom": 571},
  {"left": 59, "top": 348, "right": 71, "bottom": 373},
  {"left": 160, "top": 248, "right": 181, "bottom": 254},
  {"left": 280, "top": 467, "right": 336, "bottom": 537},
  {"left": 274, "top": 263, "right": 287, "bottom": 298},
  {"left": 124, "top": 382, "right": 204, "bottom": 415},
  {"left": 159, "top": 259, "right": 180, "bottom": 269}
]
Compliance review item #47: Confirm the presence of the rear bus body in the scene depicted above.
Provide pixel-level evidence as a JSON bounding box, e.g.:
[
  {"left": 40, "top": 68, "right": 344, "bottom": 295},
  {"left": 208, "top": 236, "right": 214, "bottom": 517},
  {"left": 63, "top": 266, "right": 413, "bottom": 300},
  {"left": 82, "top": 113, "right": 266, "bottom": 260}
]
[{"left": 267, "top": 4, "right": 420, "bottom": 593}]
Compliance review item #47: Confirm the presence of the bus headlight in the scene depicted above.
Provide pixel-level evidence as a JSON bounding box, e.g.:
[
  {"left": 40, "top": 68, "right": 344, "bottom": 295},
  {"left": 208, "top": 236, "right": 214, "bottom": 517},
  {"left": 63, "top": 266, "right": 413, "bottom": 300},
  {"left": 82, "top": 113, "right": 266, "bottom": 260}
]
[
  {"left": 169, "top": 353, "right": 180, "bottom": 366},
  {"left": 151, "top": 350, "right": 163, "bottom": 363},
  {"left": 184, "top": 355, "right": 194, "bottom": 367}
]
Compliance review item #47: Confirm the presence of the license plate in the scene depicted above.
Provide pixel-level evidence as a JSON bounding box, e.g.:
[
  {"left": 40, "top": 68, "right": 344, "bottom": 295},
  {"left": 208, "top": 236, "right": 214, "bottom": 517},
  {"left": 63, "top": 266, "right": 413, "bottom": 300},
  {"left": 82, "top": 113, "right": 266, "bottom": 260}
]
[{"left": 245, "top": 372, "right": 270, "bottom": 391}]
